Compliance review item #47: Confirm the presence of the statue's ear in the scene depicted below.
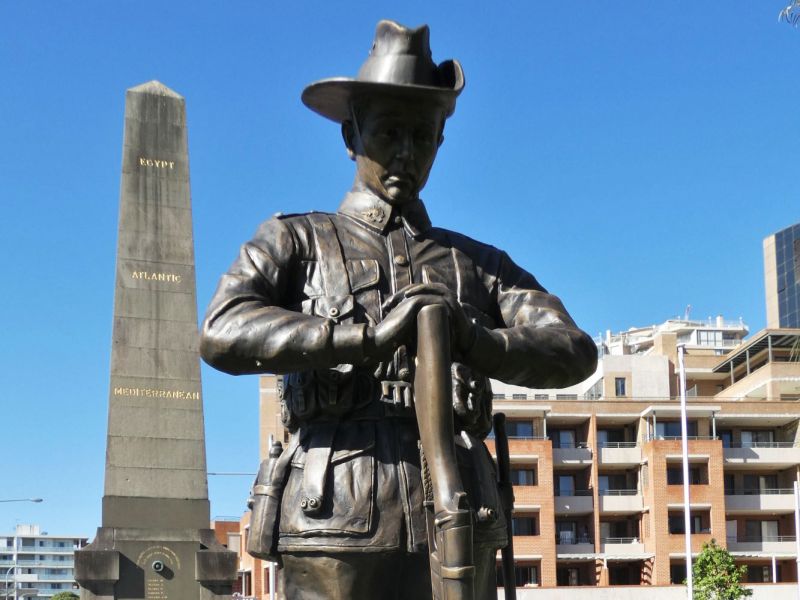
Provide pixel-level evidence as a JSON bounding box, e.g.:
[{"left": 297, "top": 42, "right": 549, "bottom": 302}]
[{"left": 342, "top": 121, "right": 357, "bottom": 161}]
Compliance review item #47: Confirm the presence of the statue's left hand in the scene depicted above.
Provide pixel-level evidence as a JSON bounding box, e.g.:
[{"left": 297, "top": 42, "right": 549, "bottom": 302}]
[{"left": 388, "top": 283, "right": 477, "bottom": 355}]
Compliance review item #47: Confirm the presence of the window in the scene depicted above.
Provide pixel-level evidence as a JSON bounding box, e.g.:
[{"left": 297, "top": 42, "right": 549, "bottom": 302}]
[
  {"left": 615, "top": 377, "right": 626, "bottom": 396},
  {"left": 556, "top": 394, "right": 578, "bottom": 400},
  {"left": 510, "top": 467, "right": 537, "bottom": 486},
  {"left": 741, "top": 430, "right": 775, "bottom": 447},
  {"left": 515, "top": 565, "right": 539, "bottom": 586},
  {"left": 747, "top": 565, "right": 774, "bottom": 583},
  {"left": 744, "top": 520, "right": 779, "bottom": 541},
  {"left": 511, "top": 516, "right": 538, "bottom": 536},
  {"left": 670, "top": 562, "right": 687, "bottom": 584},
  {"left": 556, "top": 474, "right": 575, "bottom": 496},
  {"left": 497, "top": 564, "right": 539, "bottom": 587},
  {"left": 551, "top": 429, "right": 576, "bottom": 449},
  {"left": 724, "top": 474, "right": 735, "bottom": 494},
  {"left": 719, "top": 430, "right": 732, "bottom": 448},
  {"left": 492, "top": 393, "right": 505, "bottom": 399},
  {"left": 666, "top": 466, "right": 706, "bottom": 485},
  {"left": 534, "top": 394, "right": 549, "bottom": 400},
  {"left": 697, "top": 330, "right": 723, "bottom": 346},
  {"left": 597, "top": 429, "right": 625, "bottom": 446},
  {"left": 656, "top": 421, "right": 697, "bottom": 438},
  {"left": 512, "top": 393, "right": 527, "bottom": 400},
  {"left": 668, "top": 513, "right": 703, "bottom": 534},
  {"left": 506, "top": 420, "right": 533, "bottom": 439}
]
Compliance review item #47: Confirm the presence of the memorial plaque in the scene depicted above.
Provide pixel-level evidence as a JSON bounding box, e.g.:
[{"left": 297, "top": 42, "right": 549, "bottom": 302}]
[{"left": 75, "top": 81, "right": 236, "bottom": 600}]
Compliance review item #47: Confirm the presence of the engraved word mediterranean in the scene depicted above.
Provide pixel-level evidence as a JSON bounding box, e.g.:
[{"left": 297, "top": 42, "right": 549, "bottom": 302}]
[{"left": 113, "top": 387, "right": 200, "bottom": 400}]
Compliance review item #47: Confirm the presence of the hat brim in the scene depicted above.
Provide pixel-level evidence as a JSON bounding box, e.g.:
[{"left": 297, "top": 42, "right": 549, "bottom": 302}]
[{"left": 301, "top": 60, "right": 464, "bottom": 123}]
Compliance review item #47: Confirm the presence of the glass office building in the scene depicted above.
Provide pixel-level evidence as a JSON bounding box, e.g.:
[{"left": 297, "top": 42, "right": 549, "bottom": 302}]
[{"left": 764, "top": 223, "right": 800, "bottom": 329}]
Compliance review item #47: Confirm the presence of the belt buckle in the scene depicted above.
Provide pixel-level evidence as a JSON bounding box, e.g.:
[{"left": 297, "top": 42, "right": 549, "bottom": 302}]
[{"left": 380, "top": 380, "right": 414, "bottom": 412}]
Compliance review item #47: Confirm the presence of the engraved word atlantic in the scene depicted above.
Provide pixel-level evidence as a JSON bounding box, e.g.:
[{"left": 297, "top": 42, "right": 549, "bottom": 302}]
[{"left": 131, "top": 271, "right": 182, "bottom": 283}]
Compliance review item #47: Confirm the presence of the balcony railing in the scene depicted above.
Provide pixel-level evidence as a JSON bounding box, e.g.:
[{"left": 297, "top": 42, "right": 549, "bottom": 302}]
[
  {"left": 599, "top": 489, "right": 638, "bottom": 496},
  {"left": 726, "top": 488, "right": 793, "bottom": 495},
  {"left": 504, "top": 435, "right": 548, "bottom": 441},
  {"left": 551, "top": 441, "right": 591, "bottom": 449},
  {"left": 646, "top": 435, "right": 717, "bottom": 441},
  {"left": 599, "top": 441, "right": 637, "bottom": 448},
  {"left": 554, "top": 489, "right": 592, "bottom": 497},
  {"left": 601, "top": 536, "right": 639, "bottom": 544},
  {"left": 556, "top": 534, "right": 593, "bottom": 545},
  {"left": 725, "top": 442, "right": 798, "bottom": 448},
  {"left": 728, "top": 535, "right": 796, "bottom": 543}
]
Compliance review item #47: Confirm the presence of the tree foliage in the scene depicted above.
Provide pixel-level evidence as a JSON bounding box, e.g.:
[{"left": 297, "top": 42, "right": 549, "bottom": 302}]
[
  {"left": 691, "top": 539, "right": 752, "bottom": 600},
  {"left": 780, "top": 0, "right": 800, "bottom": 26},
  {"left": 51, "top": 593, "right": 80, "bottom": 600}
]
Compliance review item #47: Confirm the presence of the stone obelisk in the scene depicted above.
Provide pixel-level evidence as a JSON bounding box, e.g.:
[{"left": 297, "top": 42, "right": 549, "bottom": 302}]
[{"left": 75, "top": 81, "right": 236, "bottom": 600}]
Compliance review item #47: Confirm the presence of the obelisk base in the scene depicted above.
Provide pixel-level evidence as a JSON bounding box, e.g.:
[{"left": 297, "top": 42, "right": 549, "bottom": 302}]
[{"left": 76, "top": 524, "right": 236, "bottom": 600}]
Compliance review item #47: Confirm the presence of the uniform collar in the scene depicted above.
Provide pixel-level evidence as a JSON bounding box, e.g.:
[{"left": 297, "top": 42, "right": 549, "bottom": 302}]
[{"left": 338, "top": 190, "right": 431, "bottom": 237}]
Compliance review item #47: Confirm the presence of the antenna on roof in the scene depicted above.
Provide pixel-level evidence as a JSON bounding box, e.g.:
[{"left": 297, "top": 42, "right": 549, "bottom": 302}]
[{"left": 684, "top": 304, "right": 692, "bottom": 320}]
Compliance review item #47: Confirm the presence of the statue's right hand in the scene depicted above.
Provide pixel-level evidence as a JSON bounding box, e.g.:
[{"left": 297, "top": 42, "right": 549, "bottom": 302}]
[{"left": 367, "top": 294, "right": 449, "bottom": 360}]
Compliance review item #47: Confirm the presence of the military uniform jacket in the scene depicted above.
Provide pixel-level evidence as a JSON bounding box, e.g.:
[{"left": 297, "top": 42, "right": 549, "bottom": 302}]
[{"left": 201, "top": 190, "right": 597, "bottom": 554}]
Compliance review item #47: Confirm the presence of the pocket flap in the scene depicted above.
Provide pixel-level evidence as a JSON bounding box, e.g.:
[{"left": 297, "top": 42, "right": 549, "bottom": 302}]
[
  {"left": 313, "top": 294, "right": 355, "bottom": 320},
  {"left": 347, "top": 259, "right": 380, "bottom": 292},
  {"left": 330, "top": 422, "right": 376, "bottom": 464}
]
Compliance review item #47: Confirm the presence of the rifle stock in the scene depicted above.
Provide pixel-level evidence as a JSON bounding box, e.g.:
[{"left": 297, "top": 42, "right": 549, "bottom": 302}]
[{"left": 415, "top": 304, "right": 475, "bottom": 600}]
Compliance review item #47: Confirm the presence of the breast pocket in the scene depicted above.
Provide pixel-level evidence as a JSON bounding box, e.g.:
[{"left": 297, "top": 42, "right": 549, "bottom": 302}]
[
  {"left": 280, "top": 421, "right": 375, "bottom": 536},
  {"left": 347, "top": 258, "right": 381, "bottom": 325}
]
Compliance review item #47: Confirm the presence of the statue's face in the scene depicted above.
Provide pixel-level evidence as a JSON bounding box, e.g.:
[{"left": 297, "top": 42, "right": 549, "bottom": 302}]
[{"left": 350, "top": 96, "right": 444, "bottom": 205}]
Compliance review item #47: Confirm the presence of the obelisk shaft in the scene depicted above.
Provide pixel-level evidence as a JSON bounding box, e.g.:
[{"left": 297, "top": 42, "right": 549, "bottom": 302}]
[{"left": 103, "top": 80, "right": 209, "bottom": 529}]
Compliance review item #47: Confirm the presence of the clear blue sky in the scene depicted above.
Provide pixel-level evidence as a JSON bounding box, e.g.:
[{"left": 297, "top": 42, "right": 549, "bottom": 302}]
[{"left": 1, "top": 2, "right": 797, "bottom": 536}]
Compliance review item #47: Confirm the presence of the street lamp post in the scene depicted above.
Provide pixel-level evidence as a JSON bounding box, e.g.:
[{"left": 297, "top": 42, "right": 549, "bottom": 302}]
[
  {"left": 678, "top": 344, "right": 694, "bottom": 600},
  {"left": 4, "top": 565, "right": 13, "bottom": 600}
]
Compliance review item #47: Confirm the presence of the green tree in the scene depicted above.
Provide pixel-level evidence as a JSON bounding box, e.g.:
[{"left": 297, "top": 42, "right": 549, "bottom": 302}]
[
  {"left": 51, "top": 593, "right": 80, "bottom": 600},
  {"left": 691, "top": 539, "right": 752, "bottom": 600},
  {"left": 780, "top": 0, "right": 800, "bottom": 26}
]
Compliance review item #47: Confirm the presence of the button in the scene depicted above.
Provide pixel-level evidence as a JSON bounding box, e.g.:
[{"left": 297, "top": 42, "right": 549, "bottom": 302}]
[
  {"left": 394, "top": 215, "right": 403, "bottom": 225},
  {"left": 394, "top": 254, "right": 409, "bottom": 267},
  {"left": 328, "top": 307, "right": 339, "bottom": 317}
]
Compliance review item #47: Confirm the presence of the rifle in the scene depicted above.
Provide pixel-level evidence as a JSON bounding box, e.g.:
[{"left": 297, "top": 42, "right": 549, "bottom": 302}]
[
  {"left": 415, "top": 304, "right": 475, "bottom": 600},
  {"left": 493, "top": 413, "right": 517, "bottom": 600}
]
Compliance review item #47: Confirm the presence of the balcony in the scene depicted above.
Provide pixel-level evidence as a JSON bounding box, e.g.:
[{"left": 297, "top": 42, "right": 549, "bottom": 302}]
[
  {"left": 723, "top": 443, "right": 800, "bottom": 467},
  {"left": 724, "top": 488, "right": 795, "bottom": 514},
  {"left": 600, "top": 537, "right": 645, "bottom": 555},
  {"left": 556, "top": 533, "right": 594, "bottom": 554},
  {"left": 727, "top": 535, "right": 797, "bottom": 554},
  {"left": 598, "top": 489, "right": 643, "bottom": 514},
  {"left": 598, "top": 442, "right": 641, "bottom": 465},
  {"left": 552, "top": 442, "right": 592, "bottom": 466},
  {"left": 554, "top": 490, "right": 594, "bottom": 515}
]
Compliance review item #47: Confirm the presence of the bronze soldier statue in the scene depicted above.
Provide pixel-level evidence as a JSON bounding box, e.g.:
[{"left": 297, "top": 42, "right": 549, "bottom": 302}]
[{"left": 201, "top": 19, "right": 597, "bottom": 600}]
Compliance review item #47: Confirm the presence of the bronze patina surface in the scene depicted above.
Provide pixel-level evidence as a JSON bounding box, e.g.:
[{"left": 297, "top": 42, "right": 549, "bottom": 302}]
[{"left": 201, "top": 20, "right": 597, "bottom": 600}]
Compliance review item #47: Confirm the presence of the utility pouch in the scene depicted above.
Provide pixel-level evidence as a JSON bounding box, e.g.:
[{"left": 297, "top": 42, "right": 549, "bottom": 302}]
[
  {"left": 247, "top": 439, "right": 291, "bottom": 561},
  {"left": 315, "top": 364, "right": 355, "bottom": 416},
  {"left": 283, "top": 371, "right": 317, "bottom": 421}
]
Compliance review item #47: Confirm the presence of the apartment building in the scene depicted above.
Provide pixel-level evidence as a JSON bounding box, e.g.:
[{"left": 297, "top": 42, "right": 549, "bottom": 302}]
[
  {"left": 0, "top": 524, "right": 87, "bottom": 598},
  {"left": 489, "top": 316, "right": 800, "bottom": 589},
  {"left": 253, "top": 315, "right": 800, "bottom": 592}
]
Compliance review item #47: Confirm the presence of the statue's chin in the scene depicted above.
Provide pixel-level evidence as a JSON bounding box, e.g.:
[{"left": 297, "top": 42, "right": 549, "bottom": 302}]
[{"left": 383, "top": 185, "right": 418, "bottom": 206}]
